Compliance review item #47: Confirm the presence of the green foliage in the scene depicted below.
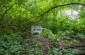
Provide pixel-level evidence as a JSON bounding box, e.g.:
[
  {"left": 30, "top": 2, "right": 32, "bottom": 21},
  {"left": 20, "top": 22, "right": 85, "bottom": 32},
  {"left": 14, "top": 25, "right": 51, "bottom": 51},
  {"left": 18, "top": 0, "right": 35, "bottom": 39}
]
[
  {"left": 26, "top": 47, "right": 43, "bottom": 55},
  {"left": 48, "top": 48, "right": 61, "bottom": 55},
  {"left": 63, "top": 49, "right": 81, "bottom": 55},
  {"left": 40, "top": 28, "right": 74, "bottom": 44},
  {"left": 0, "top": 0, "right": 85, "bottom": 35},
  {"left": 0, "top": 0, "right": 85, "bottom": 55},
  {"left": 0, "top": 33, "right": 23, "bottom": 55},
  {"left": 35, "top": 42, "right": 43, "bottom": 48},
  {"left": 40, "top": 28, "right": 53, "bottom": 38},
  {"left": 40, "top": 28, "right": 59, "bottom": 45}
]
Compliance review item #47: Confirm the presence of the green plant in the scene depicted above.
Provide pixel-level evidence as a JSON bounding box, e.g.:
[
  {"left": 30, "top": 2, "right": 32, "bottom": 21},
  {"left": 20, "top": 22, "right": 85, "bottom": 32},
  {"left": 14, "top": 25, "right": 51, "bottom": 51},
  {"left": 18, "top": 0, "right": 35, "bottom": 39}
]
[{"left": 0, "top": 33, "right": 23, "bottom": 55}]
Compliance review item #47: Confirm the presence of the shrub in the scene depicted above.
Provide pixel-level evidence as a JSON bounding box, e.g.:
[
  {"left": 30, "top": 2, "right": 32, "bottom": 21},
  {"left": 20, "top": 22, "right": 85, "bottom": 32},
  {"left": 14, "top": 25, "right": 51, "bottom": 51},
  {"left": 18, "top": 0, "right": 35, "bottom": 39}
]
[{"left": 0, "top": 33, "right": 23, "bottom": 55}]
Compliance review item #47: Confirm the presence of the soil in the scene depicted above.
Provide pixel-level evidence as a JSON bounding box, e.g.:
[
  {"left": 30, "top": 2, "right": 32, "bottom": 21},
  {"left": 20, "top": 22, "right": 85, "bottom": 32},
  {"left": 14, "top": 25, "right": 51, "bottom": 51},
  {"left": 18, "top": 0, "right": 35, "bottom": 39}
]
[{"left": 23, "top": 34, "right": 55, "bottom": 55}]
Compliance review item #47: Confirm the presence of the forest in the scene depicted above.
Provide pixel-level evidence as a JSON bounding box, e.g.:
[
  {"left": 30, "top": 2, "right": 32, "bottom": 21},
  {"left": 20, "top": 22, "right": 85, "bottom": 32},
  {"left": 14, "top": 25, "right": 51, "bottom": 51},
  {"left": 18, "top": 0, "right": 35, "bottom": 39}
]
[{"left": 0, "top": 0, "right": 85, "bottom": 55}]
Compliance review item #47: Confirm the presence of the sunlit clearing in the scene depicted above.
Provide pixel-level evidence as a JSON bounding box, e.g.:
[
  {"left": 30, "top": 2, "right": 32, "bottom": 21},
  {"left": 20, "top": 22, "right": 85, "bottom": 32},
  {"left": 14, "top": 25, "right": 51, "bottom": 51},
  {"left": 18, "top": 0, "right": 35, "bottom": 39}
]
[{"left": 65, "top": 10, "right": 79, "bottom": 19}]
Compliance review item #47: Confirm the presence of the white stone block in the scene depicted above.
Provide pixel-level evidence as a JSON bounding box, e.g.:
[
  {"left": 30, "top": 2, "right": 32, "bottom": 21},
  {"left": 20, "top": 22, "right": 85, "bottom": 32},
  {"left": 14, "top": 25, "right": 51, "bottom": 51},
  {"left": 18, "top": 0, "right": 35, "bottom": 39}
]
[{"left": 31, "top": 25, "right": 42, "bottom": 34}]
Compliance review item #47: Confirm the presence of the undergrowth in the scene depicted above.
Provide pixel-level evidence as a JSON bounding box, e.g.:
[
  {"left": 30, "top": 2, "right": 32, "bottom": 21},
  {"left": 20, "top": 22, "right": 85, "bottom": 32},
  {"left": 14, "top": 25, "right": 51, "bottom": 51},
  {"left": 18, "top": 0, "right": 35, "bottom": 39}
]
[{"left": 0, "top": 29, "right": 85, "bottom": 55}]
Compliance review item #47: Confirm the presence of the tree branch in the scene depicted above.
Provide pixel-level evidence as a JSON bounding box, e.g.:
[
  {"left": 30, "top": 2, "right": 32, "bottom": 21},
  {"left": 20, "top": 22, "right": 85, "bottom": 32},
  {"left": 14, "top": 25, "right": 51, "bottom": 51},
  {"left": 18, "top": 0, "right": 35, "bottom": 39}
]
[
  {"left": 0, "top": 4, "right": 14, "bottom": 19},
  {"left": 38, "top": 3, "right": 85, "bottom": 18}
]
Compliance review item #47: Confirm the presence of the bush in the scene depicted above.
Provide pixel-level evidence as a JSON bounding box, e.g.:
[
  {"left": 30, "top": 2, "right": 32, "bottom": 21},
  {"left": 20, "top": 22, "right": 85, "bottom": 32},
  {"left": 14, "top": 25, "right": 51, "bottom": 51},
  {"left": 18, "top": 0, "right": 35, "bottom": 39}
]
[{"left": 0, "top": 33, "right": 23, "bottom": 55}]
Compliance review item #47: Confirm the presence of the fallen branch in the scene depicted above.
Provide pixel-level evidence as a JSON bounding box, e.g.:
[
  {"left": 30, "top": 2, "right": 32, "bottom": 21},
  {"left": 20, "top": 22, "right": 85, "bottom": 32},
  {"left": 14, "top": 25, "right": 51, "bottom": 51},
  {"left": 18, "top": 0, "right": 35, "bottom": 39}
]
[
  {"left": 68, "top": 34, "right": 85, "bottom": 42},
  {"left": 76, "top": 52, "right": 85, "bottom": 55},
  {"left": 64, "top": 43, "right": 85, "bottom": 49}
]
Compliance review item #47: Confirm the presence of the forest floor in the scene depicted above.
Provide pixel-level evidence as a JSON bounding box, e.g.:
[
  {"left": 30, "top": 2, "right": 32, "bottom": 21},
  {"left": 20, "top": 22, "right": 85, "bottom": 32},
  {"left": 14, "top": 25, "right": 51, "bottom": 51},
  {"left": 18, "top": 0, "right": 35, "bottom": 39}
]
[
  {"left": 23, "top": 34, "right": 55, "bottom": 55},
  {"left": 23, "top": 34, "right": 85, "bottom": 55}
]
